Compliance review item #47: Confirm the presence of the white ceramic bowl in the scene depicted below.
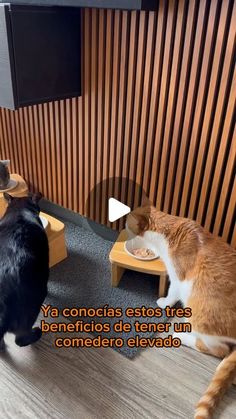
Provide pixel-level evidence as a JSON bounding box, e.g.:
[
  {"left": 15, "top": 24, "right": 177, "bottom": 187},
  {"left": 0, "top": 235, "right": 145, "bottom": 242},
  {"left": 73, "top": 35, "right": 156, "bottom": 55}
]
[
  {"left": 39, "top": 215, "right": 48, "bottom": 230},
  {"left": 124, "top": 236, "right": 159, "bottom": 261}
]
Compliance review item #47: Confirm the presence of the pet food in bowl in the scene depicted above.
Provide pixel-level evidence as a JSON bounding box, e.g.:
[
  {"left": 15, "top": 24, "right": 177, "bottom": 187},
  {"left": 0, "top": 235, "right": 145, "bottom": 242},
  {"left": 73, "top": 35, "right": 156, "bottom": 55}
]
[
  {"left": 131, "top": 248, "right": 155, "bottom": 259},
  {"left": 124, "top": 237, "right": 159, "bottom": 261}
]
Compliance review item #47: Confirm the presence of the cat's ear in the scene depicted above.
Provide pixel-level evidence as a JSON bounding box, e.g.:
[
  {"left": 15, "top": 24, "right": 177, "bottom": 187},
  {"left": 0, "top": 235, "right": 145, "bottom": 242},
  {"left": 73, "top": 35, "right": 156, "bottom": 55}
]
[
  {"left": 3, "top": 192, "right": 13, "bottom": 203},
  {"left": 1, "top": 160, "right": 10, "bottom": 167},
  {"left": 28, "top": 192, "right": 43, "bottom": 204}
]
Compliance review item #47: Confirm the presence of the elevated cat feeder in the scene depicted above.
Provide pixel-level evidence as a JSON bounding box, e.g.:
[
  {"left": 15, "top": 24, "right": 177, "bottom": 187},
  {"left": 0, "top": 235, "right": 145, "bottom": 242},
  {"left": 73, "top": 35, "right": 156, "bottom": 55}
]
[
  {"left": 109, "top": 230, "right": 168, "bottom": 297},
  {"left": 0, "top": 174, "right": 67, "bottom": 268}
]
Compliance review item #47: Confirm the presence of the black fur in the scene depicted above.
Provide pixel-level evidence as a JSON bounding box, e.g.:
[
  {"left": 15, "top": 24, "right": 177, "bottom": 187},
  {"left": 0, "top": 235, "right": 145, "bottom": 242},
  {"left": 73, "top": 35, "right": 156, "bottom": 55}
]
[
  {"left": 0, "top": 160, "right": 10, "bottom": 190},
  {"left": 0, "top": 193, "right": 49, "bottom": 348}
]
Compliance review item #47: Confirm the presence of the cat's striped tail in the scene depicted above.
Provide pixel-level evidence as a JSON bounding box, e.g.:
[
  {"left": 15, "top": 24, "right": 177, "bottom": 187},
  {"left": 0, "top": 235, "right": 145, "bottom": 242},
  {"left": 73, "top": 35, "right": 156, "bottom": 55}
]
[{"left": 194, "top": 350, "right": 236, "bottom": 419}]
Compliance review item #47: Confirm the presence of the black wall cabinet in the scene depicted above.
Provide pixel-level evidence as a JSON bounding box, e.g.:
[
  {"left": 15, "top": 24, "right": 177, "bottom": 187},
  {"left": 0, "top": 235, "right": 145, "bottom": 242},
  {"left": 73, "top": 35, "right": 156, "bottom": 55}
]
[
  {"left": 0, "top": 1, "right": 157, "bottom": 10},
  {"left": 0, "top": 4, "right": 81, "bottom": 110}
]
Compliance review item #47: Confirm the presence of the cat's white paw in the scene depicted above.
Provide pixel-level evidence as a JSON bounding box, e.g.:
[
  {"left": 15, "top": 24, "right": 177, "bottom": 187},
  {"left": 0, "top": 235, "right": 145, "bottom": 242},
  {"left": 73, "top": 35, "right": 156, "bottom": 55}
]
[
  {"left": 156, "top": 297, "right": 169, "bottom": 309},
  {"left": 157, "top": 296, "right": 179, "bottom": 308},
  {"left": 172, "top": 332, "right": 196, "bottom": 349}
]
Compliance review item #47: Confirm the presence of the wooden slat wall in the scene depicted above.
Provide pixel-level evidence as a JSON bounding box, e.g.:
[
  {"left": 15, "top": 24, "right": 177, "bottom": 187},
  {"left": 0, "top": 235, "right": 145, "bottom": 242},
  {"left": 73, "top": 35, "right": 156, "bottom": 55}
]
[{"left": 0, "top": 0, "right": 235, "bottom": 246}]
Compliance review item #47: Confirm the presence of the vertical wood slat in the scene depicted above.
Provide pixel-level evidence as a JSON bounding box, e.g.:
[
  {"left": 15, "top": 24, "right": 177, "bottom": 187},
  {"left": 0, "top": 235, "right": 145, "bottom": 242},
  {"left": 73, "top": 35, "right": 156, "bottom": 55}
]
[
  {"left": 191, "top": 0, "right": 235, "bottom": 223},
  {"left": 142, "top": 0, "right": 166, "bottom": 200},
  {"left": 95, "top": 9, "right": 106, "bottom": 223},
  {"left": 78, "top": 8, "right": 84, "bottom": 216},
  {"left": 171, "top": 0, "right": 208, "bottom": 216},
  {"left": 43, "top": 104, "right": 53, "bottom": 202},
  {"left": 126, "top": 10, "right": 148, "bottom": 210},
  {"left": 114, "top": 11, "right": 129, "bottom": 231},
  {"left": 83, "top": 8, "right": 91, "bottom": 218},
  {"left": 213, "top": 124, "right": 236, "bottom": 237},
  {"left": 48, "top": 102, "right": 57, "bottom": 204},
  {"left": 0, "top": 1, "right": 235, "bottom": 247},
  {"left": 107, "top": 9, "right": 122, "bottom": 229},
  {"left": 27, "top": 106, "right": 38, "bottom": 194},
  {"left": 149, "top": 0, "right": 177, "bottom": 208},
  {"left": 90, "top": 9, "right": 99, "bottom": 221},
  {"left": 119, "top": 10, "right": 139, "bottom": 229},
  {"left": 157, "top": 0, "right": 185, "bottom": 210},
  {"left": 222, "top": 176, "right": 236, "bottom": 242},
  {"left": 163, "top": 0, "right": 197, "bottom": 213},
  {"left": 71, "top": 98, "right": 78, "bottom": 213},
  {"left": 179, "top": 0, "right": 219, "bottom": 217},
  {"left": 53, "top": 101, "right": 62, "bottom": 206},
  {"left": 133, "top": 11, "right": 156, "bottom": 210},
  {"left": 32, "top": 105, "right": 43, "bottom": 196},
  {"left": 59, "top": 100, "right": 67, "bottom": 208},
  {"left": 204, "top": 70, "right": 236, "bottom": 232},
  {"left": 101, "top": 9, "right": 114, "bottom": 225}
]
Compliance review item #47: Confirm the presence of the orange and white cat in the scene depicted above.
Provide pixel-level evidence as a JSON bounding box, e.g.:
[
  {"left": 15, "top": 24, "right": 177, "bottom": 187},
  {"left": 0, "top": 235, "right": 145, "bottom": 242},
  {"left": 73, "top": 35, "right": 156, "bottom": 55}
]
[{"left": 126, "top": 206, "right": 236, "bottom": 419}]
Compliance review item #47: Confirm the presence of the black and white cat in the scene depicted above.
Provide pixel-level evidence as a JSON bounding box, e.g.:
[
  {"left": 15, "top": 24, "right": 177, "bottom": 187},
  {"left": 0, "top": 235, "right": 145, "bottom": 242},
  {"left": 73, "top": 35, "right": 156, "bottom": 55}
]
[{"left": 0, "top": 193, "right": 49, "bottom": 348}]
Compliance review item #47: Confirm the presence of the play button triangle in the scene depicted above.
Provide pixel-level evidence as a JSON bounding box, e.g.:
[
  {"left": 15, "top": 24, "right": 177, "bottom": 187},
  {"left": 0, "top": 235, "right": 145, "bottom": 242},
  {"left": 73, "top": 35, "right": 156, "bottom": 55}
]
[{"left": 108, "top": 198, "right": 131, "bottom": 222}]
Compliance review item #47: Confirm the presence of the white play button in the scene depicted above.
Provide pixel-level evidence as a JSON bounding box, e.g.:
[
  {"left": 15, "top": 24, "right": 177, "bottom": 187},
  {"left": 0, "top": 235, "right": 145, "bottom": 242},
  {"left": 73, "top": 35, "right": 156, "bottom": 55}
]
[{"left": 108, "top": 198, "right": 131, "bottom": 222}]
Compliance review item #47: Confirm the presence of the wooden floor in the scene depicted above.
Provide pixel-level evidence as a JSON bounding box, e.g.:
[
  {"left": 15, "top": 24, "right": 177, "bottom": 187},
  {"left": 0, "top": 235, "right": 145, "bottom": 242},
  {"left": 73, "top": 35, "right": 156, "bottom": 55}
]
[{"left": 0, "top": 328, "right": 236, "bottom": 419}]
